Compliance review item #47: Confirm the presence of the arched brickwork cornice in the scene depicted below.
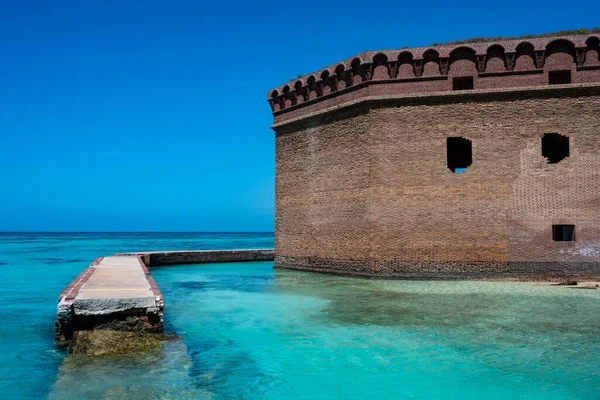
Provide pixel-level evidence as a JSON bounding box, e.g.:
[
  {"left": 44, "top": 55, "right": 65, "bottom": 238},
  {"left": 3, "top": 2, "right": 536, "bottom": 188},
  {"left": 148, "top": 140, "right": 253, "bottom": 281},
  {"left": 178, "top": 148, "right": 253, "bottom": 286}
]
[
  {"left": 281, "top": 85, "right": 293, "bottom": 108},
  {"left": 268, "top": 89, "right": 281, "bottom": 112},
  {"left": 586, "top": 36, "right": 600, "bottom": 46},
  {"left": 514, "top": 42, "right": 536, "bottom": 71},
  {"left": 418, "top": 48, "right": 438, "bottom": 59},
  {"left": 293, "top": 81, "right": 306, "bottom": 104},
  {"left": 422, "top": 49, "right": 439, "bottom": 60},
  {"left": 545, "top": 39, "right": 576, "bottom": 57},
  {"left": 543, "top": 39, "right": 576, "bottom": 70},
  {"left": 397, "top": 51, "right": 415, "bottom": 77},
  {"left": 268, "top": 34, "right": 600, "bottom": 112},
  {"left": 320, "top": 70, "right": 335, "bottom": 95},
  {"left": 449, "top": 46, "right": 478, "bottom": 74},
  {"left": 372, "top": 53, "right": 390, "bottom": 79},
  {"left": 350, "top": 57, "right": 365, "bottom": 85},
  {"left": 398, "top": 51, "right": 414, "bottom": 62},
  {"left": 421, "top": 49, "right": 441, "bottom": 76},
  {"left": 485, "top": 45, "right": 508, "bottom": 72},
  {"left": 584, "top": 37, "right": 600, "bottom": 67},
  {"left": 515, "top": 41, "right": 535, "bottom": 53}
]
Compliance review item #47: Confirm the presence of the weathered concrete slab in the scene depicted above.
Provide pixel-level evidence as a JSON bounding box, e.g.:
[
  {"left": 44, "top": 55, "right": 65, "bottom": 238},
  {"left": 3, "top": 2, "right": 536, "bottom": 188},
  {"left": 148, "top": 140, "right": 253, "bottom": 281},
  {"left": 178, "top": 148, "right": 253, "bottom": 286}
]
[{"left": 73, "top": 256, "right": 157, "bottom": 315}]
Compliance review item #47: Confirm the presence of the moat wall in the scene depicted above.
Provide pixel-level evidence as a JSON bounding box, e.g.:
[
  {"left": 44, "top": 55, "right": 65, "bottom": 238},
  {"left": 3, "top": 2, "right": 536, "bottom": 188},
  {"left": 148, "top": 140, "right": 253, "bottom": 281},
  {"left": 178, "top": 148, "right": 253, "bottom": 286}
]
[{"left": 273, "top": 88, "right": 600, "bottom": 280}]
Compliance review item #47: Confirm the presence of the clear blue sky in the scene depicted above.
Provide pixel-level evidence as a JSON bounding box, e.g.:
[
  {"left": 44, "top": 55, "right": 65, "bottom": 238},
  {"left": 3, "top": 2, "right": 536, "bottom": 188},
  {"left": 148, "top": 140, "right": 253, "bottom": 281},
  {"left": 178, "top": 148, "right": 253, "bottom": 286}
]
[{"left": 0, "top": 1, "right": 597, "bottom": 232}]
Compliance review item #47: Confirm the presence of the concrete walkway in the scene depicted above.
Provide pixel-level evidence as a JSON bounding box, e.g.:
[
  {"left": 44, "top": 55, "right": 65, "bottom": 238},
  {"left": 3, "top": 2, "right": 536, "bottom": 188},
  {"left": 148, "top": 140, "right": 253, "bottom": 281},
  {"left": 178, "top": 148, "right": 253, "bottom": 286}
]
[
  {"left": 73, "top": 256, "right": 159, "bottom": 315},
  {"left": 56, "top": 255, "right": 163, "bottom": 340}
]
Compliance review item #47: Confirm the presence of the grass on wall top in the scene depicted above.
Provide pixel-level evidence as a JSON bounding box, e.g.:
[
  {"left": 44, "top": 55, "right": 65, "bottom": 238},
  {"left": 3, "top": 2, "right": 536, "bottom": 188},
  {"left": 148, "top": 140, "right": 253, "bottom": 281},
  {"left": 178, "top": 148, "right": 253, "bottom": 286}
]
[{"left": 432, "top": 28, "right": 600, "bottom": 46}]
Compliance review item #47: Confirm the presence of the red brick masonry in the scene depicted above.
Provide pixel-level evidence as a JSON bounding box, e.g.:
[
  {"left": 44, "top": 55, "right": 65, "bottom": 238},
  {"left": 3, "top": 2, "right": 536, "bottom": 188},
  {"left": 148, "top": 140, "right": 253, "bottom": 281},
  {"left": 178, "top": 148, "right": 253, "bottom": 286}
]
[
  {"left": 268, "top": 34, "right": 600, "bottom": 280},
  {"left": 136, "top": 255, "right": 163, "bottom": 298},
  {"left": 268, "top": 34, "right": 600, "bottom": 125},
  {"left": 57, "top": 257, "right": 103, "bottom": 301}
]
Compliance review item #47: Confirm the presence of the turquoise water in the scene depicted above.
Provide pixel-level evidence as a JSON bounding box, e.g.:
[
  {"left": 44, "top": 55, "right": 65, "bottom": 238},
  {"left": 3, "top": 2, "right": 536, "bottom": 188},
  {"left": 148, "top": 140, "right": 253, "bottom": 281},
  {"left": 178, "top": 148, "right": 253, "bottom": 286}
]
[
  {"left": 0, "top": 232, "right": 273, "bottom": 399},
  {"left": 1, "top": 233, "right": 600, "bottom": 399}
]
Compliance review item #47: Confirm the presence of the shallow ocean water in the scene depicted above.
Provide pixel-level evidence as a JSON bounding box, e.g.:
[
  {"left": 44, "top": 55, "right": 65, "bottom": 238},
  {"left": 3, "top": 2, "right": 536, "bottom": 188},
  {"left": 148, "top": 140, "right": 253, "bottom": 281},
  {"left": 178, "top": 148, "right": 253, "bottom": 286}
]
[{"left": 1, "top": 233, "right": 599, "bottom": 399}]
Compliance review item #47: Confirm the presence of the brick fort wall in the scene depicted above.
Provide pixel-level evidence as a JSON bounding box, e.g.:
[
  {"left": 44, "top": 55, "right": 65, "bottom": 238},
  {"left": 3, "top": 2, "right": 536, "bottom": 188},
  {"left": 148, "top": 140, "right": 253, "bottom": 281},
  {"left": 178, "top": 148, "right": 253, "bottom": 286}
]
[{"left": 270, "top": 34, "right": 600, "bottom": 280}]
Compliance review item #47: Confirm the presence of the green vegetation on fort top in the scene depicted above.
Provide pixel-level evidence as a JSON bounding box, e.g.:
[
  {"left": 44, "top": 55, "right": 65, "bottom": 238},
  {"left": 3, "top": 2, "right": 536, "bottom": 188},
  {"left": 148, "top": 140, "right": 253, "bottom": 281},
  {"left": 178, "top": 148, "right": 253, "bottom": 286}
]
[{"left": 432, "top": 28, "right": 600, "bottom": 46}]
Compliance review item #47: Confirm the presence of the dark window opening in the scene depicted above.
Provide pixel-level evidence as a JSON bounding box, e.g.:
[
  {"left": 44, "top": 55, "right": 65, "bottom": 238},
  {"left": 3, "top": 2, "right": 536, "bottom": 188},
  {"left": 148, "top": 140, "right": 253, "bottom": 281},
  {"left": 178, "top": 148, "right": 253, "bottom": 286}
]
[
  {"left": 548, "top": 70, "right": 571, "bottom": 85},
  {"left": 552, "top": 225, "right": 575, "bottom": 241},
  {"left": 542, "top": 133, "right": 569, "bottom": 164},
  {"left": 453, "top": 77, "right": 474, "bottom": 91},
  {"left": 447, "top": 137, "right": 472, "bottom": 173}
]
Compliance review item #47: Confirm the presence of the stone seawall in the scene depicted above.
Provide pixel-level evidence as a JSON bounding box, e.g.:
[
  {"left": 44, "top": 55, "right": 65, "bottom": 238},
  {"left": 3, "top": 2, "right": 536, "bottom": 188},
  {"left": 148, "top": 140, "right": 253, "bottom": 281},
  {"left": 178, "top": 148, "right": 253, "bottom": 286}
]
[
  {"left": 275, "top": 256, "right": 600, "bottom": 282},
  {"left": 118, "top": 249, "right": 275, "bottom": 267}
]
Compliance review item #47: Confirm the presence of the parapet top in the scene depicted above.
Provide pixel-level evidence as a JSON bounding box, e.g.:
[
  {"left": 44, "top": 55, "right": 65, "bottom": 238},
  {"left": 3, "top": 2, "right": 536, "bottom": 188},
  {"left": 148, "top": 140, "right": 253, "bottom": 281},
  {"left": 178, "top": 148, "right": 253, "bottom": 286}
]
[{"left": 267, "top": 34, "right": 600, "bottom": 114}]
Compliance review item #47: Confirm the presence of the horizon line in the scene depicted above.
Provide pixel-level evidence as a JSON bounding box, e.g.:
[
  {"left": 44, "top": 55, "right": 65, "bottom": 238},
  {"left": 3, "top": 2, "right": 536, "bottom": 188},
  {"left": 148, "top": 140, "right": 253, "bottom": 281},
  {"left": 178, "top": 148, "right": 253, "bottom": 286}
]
[{"left": 0, "top": 231, "right": 275, "bottom": 234}]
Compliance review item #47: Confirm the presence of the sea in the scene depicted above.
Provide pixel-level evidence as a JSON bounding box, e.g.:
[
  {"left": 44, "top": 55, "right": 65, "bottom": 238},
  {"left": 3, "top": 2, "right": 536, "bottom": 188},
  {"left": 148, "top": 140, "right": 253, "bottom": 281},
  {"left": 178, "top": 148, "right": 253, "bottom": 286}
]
[{"left": 0, "top": 232, "right": 599, "bottom": 399}]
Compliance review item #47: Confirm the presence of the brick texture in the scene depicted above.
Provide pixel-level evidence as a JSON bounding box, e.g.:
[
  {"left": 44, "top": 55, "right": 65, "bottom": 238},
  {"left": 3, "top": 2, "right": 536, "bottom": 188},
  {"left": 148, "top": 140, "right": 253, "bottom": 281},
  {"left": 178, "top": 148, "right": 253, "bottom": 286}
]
[{"left": 273, "top": 88, "right": 600, "bottom": 280}]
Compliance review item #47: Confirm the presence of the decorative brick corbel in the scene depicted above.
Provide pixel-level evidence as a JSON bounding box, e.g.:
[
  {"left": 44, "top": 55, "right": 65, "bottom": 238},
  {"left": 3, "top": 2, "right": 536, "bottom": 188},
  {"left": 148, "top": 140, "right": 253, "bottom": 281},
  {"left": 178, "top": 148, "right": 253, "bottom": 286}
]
[
  {"left": 505, "top": 52, "right": 516, "bottom": 71},
  {"left": 534, "top": 50, "right": 545, "bottom": 69},
  {"left": 346, "top": 69, "right": 355, "bottom": 86},
  {"left": 439, "top": 57, "right": 449, "bottom": 75},
  {"left": 268, "top": 99, "right": 277, "bottom": 112},
  {"left": 329, "top": 75, "right": 338, "bottom": 92},
  {"left": 289, "top": 91, "right": 298, "bottom": 105},
  {"left": 292, "top": 89, "right": 302, "bottom": 104},
  {"left": 476, "top": 54, "right": 486, "bottom": 73},
  {"left": 302, "top": 86, "right": 311, "bottom": 102},
  {"left": 360, "top": 61, "right": 374, "bottom": 81},
  {"left": 273, "top": 95, "right": 285, "bottom": 110},
  {"left": 575, "top": 47, "right": 587, "bottom": 67},
  {"left": 388, "top": 61, "right": 398, "bottom": 79},
  {"left": 315, "top": 81, "right": 324, "bottom": 97},
  {"left": 413, "top": 59, "right": 424, "bottom": 77}
]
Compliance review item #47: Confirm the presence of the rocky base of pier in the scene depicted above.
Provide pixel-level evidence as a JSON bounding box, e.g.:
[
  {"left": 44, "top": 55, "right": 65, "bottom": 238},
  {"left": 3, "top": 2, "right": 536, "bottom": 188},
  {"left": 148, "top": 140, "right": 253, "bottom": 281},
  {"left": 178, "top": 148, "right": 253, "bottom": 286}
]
[
  {"left": 69, "top": 330, "right": 179, "bottom": 356},
  {"left": 57, "top": 313, "right": 164, "bottom": 341}
]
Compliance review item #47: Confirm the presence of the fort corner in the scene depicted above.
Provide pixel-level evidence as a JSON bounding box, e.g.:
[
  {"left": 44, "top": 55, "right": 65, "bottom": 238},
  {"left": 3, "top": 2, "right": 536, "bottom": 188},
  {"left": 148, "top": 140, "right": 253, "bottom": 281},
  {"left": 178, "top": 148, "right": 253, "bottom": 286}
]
[{"left": 267, "top": 34, "right": 600, "bottom": 280}]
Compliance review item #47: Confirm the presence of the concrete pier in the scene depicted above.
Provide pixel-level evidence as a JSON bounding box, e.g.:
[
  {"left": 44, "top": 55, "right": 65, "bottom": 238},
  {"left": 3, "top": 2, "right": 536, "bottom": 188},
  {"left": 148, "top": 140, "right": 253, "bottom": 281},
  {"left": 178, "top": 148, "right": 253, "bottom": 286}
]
[
  {"left": 56, "top": 255, "right": 163, "bottom": 341},
  {"left": 56, "top": 249, "right": 274, "bottom": 343}
]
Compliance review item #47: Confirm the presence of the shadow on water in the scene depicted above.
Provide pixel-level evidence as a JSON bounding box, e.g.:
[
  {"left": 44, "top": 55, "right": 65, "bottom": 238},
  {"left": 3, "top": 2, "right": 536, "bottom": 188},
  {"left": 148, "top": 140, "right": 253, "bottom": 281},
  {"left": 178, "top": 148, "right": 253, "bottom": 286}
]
[
  {"left": 186, "top": 339, "right": 265, "bottom": 394},
  {"left": 174, "top": 273, "right": 274, "bottom": 295},
  {"left": 49, "top": 339, "right": 213, "bottom": 400},
  {"left": 176, "top": 281, "right": 210, "bottom": 290},
  {"left": 42, "top": 258, "right": 88, "bottom": 265},
  {"left": 169, "top": 273, "right": 274, "bottom": 390}
]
